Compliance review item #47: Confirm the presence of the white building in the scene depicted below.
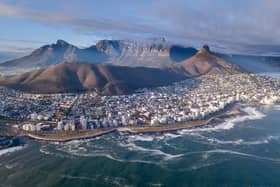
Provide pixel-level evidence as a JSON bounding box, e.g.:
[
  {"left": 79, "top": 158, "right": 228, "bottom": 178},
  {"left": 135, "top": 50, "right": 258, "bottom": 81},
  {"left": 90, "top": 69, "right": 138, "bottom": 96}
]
[
  {"left": 57, "top": 121, "right": 64, "bottom": 130},
  {"left": 80, "top": 115, "right": 88, "bottom": 130},
  {"left": 22, "top": 123, "right": 36, "bottom": 131}
]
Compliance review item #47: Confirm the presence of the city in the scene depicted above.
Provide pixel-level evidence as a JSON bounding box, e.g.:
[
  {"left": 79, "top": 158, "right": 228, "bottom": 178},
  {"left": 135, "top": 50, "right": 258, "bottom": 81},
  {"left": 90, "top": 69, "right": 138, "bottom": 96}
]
[
  {"left": 0, "top": 73, "right": 279, "bottom": 134},
  {"left": 2, "top": 1, "right": 280, "bottom": 186}
]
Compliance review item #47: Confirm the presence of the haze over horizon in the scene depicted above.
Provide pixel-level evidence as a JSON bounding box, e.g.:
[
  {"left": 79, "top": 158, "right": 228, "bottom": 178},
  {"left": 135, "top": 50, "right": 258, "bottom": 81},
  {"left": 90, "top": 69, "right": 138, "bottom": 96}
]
[{"left": 1, "top": 0, "right": 280, "bottom": 58}]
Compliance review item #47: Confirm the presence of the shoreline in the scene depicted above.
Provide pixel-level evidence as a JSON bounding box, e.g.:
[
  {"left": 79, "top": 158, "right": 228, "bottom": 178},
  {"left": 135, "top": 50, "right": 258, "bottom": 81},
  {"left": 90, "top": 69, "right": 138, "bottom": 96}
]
[
  {"left": 27, "top": 128, "right": 117, "bottom": 142},
  {"left": 26, "top": 104, "right": 247, "bottom": 142}
]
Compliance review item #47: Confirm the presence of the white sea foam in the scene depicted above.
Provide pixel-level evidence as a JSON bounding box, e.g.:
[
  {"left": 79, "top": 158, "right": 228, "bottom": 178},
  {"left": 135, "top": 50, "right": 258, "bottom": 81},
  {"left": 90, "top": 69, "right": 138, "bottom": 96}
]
[
  {"left": 61, "top": 174, "right": 97, "bottom": 182},
  {"left": 40, "top": 145, "right": 74, "bottom": 159},
  {"left": 178, "top": 107, "right": 266, "bottom": 134},
  {"left": 148, "top": 183, "right": 163, "bottom": 187},
  {"left": 274, "top": 105, "right": 280, "bottom": 111},
  {"left": 189, "top": 133, "right": 278, "bottom": 146},
  {"left": 39, "top": 147, "right": 53, "bottom": 156},
  {"left": 130, "top": 134, "right": 154, "bottom": 142},
  {"left": 43, "top": 137, "right": 164, "bottom": 164},
  {"left": 205, "top": 137, "right": 269, "bottom": 145},
  {"left": 0, "top": 145, "right": 25, "bottom": 156},
  {"left": 41, "top": 106, "right": 272, "bottom": 166},
  {"left": 189, "top": 159, "right": 228, "bottom": 171},
  {"left": 207, "top": 149, "right": 280, "bottom": 162},
  {"left": 119, "top": 140, "right": 183, "bottom": 160},
  {"left": 87, "top": 153, "right": 156, "bottom": 164},
  {"left": 5, "top": 164, "right": 16, "bottom": 169},
  {"left": 161, "top": 133, "right": 181, "bottom": 139},
  {"left": 183, "top": 149, "right": 280, "bottom": 163},
  {"left": 242, "top": 107, "right": 266, "bottom": 119},
  {"left": 128, "top": 133, "right": 181, "bottom": 143},
  {"left": 64, "top": 139, "right": 93, "bottom": 145},
  {"left": 53, "top": 147, "right": 157, "bottom": 165}
]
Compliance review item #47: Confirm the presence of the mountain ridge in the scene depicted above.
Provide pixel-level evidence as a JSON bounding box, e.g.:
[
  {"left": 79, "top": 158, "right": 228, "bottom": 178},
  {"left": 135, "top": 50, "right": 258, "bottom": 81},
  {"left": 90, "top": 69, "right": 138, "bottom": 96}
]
[
  {"left": 1, "top": 38, "right": 279, "bottom": 75},
  {"left": 0, "top": 46, "right": 245, "bottom": 95},
  {"left": 0, "top": 39, "right": 198, "bottom": 70}
]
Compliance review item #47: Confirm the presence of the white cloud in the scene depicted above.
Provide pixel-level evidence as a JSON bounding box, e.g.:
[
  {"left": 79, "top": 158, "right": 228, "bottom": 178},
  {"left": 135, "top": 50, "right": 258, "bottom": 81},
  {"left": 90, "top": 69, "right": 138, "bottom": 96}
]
[{"left": 0, "top": 0, "right": 280, "bottom": 50}]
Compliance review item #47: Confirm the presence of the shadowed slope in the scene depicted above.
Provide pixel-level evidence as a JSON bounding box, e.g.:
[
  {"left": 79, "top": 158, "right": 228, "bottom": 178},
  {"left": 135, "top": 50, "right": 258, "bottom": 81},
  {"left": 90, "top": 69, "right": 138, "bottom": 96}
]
[
  {"left": 0, "top": 39, "right": 198, "bottom": 70},
  {"left": 0, "top": 63, "right": 186, "bottom": 95},
  {"left": 173, "top": 45, "right": 244, "bottom": 76},
  {"left": 0, "top": 46, "right": 245, "bottom": 95}
]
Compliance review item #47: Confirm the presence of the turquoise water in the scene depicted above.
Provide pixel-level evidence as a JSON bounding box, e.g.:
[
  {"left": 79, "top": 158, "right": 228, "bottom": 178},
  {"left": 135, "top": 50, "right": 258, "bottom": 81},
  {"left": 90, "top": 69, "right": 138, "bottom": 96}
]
[{"left": 0, "top": 106, "right": 280, "bottom": 187}]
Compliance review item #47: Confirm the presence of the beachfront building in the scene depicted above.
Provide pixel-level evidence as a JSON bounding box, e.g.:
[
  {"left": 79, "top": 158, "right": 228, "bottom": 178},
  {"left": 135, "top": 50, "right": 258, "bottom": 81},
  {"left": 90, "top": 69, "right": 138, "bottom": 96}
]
[
  {"left": 80, "top": 115, "right": 88, "bottom": 130},
  {"left": 0, "top": 73, "right": 279, "bottom": 132}
]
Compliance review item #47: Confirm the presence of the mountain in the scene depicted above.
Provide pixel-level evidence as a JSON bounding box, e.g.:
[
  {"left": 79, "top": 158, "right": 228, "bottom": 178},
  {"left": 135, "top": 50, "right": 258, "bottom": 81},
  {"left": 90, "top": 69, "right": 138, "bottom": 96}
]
[
  {"left": 0, "top": 46, "right": 245, "bottom": 95},
  {"left": 173, "top": 45, "right": 244, "bottom": 76},
  {"left": 0, "top": 39, "right": 198, "bottom": 72},
  {"left": 94, "top": 39, "right": 198, "bottom": 67},
  {"left": 0, "top": 62, "right": 186, "bottom": 95},
  {"left": 1, "top": 38, "right": 279, "bottom": 75},
  {"left": 0, "top": 40, "right": 108, "bottom": 69}
]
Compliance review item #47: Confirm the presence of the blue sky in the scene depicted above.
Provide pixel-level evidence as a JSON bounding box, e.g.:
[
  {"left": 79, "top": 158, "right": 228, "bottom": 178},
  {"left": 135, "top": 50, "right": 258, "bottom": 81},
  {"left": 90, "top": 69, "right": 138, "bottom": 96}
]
[{"left": 0, "top": 0, "right": 279, "bottom": 55}]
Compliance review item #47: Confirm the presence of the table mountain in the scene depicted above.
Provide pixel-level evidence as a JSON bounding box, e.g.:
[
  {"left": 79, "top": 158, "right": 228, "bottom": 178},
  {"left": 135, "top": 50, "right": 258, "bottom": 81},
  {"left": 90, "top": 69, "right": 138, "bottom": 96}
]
[{"left": 0, "top": 46, "right": 245, "bottom": 95}]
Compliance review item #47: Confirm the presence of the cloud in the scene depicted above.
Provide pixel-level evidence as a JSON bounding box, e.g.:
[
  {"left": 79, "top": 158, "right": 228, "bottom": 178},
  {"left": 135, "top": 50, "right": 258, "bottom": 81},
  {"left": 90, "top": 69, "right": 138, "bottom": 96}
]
[
  {"left": 0, "top": 0, "right": 280, "bottom": 51},
  {"left": 152, "top": 0, "right": 280, "bottom": 43},
  {"left": 0, "top": 2, "right": 22, "bottom": 16},
  {"left": 0, "top": 38, "right": 47, "bottom": 44},
  {"left": 0, "top": 2, "right": 171, "bottom": 41}
]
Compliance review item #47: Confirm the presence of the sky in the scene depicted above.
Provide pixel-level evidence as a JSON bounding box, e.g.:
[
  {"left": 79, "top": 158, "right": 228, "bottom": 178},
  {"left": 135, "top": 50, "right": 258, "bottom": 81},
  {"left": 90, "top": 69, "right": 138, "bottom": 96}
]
[{"left": 0, "top": 0, "right": 280, "bottom": 56}]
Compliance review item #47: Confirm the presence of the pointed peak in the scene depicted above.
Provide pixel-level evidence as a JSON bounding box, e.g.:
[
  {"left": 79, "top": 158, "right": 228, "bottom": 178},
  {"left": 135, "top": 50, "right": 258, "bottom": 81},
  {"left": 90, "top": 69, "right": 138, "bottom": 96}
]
[
  {"left": 198, "top": 45, "right": 211, "bottom": 54},
  {"left": 55, "top": 39, "right": 70, "bottom": 47},
  {"left": 202, "top": 45, "right": 210, "bottom": 52}
]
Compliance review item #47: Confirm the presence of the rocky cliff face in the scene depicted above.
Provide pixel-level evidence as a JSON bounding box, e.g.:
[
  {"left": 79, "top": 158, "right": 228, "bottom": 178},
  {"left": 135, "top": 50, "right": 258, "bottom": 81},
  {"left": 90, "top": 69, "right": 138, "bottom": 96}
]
[
  {"left": 0, "top": 38, "right": 198, "bottom": 70},
  {"left": 96, "top": 39, "right": 170, "bottom": 57},
  {"left": 0, "top": 46, "right": 245, "bottom": 95}
]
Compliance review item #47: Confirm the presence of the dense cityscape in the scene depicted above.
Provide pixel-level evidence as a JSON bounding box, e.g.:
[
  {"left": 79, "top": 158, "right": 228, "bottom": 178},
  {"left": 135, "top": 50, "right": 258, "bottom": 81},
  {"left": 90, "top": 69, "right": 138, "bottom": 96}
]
[{"left": 0, "top": 73, "right": 279, "bottom": 133}]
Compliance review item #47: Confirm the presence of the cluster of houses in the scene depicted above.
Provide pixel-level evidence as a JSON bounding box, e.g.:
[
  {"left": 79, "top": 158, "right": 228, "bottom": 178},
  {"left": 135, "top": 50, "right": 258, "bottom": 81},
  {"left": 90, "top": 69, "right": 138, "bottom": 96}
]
[
  {"left": 0, "top": 73, "right": 279, "bottom": 132},
  {"left": 51, "top": 74, "right": 280, "bottom": 131}
]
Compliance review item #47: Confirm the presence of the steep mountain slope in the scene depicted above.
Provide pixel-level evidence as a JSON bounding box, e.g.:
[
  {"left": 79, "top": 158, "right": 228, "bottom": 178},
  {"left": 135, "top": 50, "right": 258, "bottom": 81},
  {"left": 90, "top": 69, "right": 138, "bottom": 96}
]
[
  {"left": 1, "top": 38, "right": 279, "bottom": 75},
  {"left": 173, "top": 45, "right": 244, "bottom": 76},
  {"left": 0, "top": 63, "right": 187, "bottom": 95},
  {"left": 0, "top": 39, "right": 198, "bottom": 71},
  {"left": 0, "top": 46, "right": 245, "bottom": 95},
  {"left": 0, "top": 40, "right": 108, "bottom": 69}
]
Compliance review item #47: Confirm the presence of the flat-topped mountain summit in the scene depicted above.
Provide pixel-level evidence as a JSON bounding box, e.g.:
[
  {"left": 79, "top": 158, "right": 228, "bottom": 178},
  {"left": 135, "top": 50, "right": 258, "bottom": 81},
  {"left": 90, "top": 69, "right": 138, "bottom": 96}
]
[
  {"left": 0, "top": 46, "right": 245, "bottom": 95},
  {"left": 0, "top": 38, "right": 198, "bottom": 69},
  {"left": 1, "top": 38, "right": 279, "bottom": 77}
]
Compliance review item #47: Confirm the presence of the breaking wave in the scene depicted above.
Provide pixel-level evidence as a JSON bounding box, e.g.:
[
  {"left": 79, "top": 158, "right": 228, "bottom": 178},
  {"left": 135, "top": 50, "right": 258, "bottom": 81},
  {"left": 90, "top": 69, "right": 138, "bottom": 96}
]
[
  {"left": 200, "top": 149, "right": 280, "bottom": 163},
  {"left": 0, "top": 145, "right": 25, "bottom": 156},
  {"left": 274, "top": 105, "right": 280, "bottom": 111},
  {"left": 180, "top": 148, "right": 280, "bottom": 171},
  {"left": 119, "top": 138, "right": 183, "bottom": 161},
  {"left": 37, "top": 106, "right": 276, "bottom": 167},
  {"left": 128, "top": 134, "right": 155, "bottom": 142},
  {"left": 178, "top": 107, "right": 266, "bottom": 134},
  {"left": 188, "top": 133, "right": 279, "bottom": 146}
]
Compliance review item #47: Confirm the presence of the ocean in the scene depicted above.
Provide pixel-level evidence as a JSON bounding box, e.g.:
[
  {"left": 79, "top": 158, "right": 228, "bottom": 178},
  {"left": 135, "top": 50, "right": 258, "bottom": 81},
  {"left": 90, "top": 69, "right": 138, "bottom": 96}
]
[{"left": 0, "top": 105, "right": 280, "bottom": 187}]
